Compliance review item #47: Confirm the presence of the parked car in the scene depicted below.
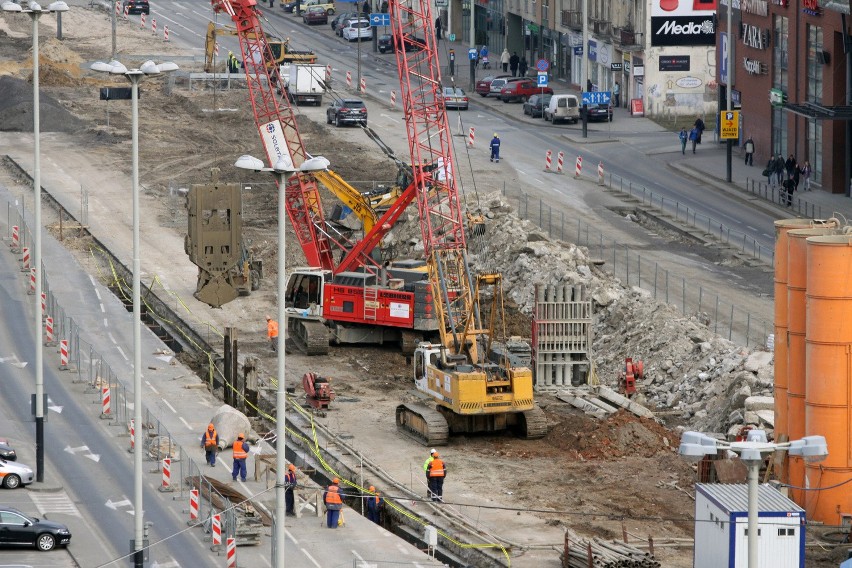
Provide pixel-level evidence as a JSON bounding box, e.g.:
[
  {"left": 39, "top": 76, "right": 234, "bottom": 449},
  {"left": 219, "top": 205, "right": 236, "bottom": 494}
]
[
  {"left": 301, "top": 0, "right": 335, "bottom": 14},
  {"left": 0, "top": 507, "right": 71, "bottom": 551},
  {"left": 499, "top": 80, "right": 552, "bottom": 103},
  {"left": 303, "top": 5, "right": 328, "bottom": 24},
  {"left": 587, "top": 103, "right": 614, "bottom": 122},
  {"left": 121, "top": 0, "right": 149, "bottom": 15},
  {"left": 0, "top": 440, "right": 16, "bottom": 461},
  {"left": 438, "top": 86, "right": 469, "bottom": 110},
  {"left": 377, "top": 33, "right": 425, "bottom": 53},
  {"left": 474, "top": 74, "right": 510, "bottom": 97},
  {"left": 282, "top": 0, "right": 300, "bottom": 12},
  {"left": 523, "top": 93, "right": 552, "bottom": 118},
  {"left": 327, "top": 98, "right": 368, "bottom": 126},
  {"left": 330, "top": 11, "right": 354, "bottom": 31},
  {"left": 0, "top": 458, "right": 33, "bottom": 489},
  {"left": 544, "top": 94, "right": 580, "bottom": 124},
  {"left": 342, "top": 19, "right": 372, "bottom": 41},
  {"left": 489, "top": 76, "right": 525, "bottom": 96}
]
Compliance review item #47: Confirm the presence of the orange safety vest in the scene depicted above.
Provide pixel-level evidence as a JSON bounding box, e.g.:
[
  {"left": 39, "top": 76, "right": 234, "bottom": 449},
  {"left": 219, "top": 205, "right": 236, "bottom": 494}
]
[
  {"left": 428, "top": 458, "right": 445, "bottom": 477},
  {"left": 232, "top": 440, "right": 248, "bottom": 460},
  {"left": 267, "top": 320, "right": 279, "bottom": 339},
  {"left": 204, "top": 429, "right": 218, "bottom": 448},
  {"left": 325, "top": 485, "right": 343, "bottom": 509}
]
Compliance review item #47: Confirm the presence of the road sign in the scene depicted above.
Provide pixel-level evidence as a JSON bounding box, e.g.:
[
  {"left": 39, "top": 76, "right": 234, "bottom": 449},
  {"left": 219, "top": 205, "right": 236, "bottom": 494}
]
[
  {"left": 468, "top": 48, "right": 478, "bottom": 60},
  {"left": 581, "top": 91, "right": 611, "bottom": 105},
  {"left": 369, "top": 13, "right": 390, "bottom": 26},
  {"left": 537, "top": 72, "right": 548, "bottom": 87},
  {"left": 536, "top": 58, "right": 549, "bottom": 72},
  {"left": 573, "top": 46, "right": 583, "bottom": 56},
  {"left": 720, "top": 110, "right": 740, "bottom": 139}
]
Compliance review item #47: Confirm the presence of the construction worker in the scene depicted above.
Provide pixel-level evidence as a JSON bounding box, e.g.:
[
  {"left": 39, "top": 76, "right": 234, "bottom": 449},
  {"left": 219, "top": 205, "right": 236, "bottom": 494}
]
[
  {"left": 231, "top": 433, "right": 250, "bottom": 482},
  {"left": 427, "top": 451, "right": 446, "bottom": 502},
  {"left": 266, "top": 315, "right": 279, "bottom": 352},
  {"left": 489, "top": 133, "right": 501, "bottom": 163},
  {"left": 365, "top": 485, "right": 382, "bottom": 524},
  {"left": 285, "top": 464, "right": 297, "bottom": 516},
  {"left": 323, "top": 477, "right": 343, "bottom": 528},
  {"left": 227, "top": 51, "right": 239, "bottom": 74},
  {"left": 422, "top": 448, "right": 436, "bottom": 481},
  {"left": 200, "top": 423, "right": 219, "bottom": 467}
]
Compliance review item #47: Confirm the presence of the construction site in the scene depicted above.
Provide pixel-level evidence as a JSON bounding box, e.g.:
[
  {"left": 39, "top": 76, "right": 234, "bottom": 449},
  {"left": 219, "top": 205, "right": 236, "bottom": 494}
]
[{"left": 0, "top": 0, "right": 850, "bottom": 566}]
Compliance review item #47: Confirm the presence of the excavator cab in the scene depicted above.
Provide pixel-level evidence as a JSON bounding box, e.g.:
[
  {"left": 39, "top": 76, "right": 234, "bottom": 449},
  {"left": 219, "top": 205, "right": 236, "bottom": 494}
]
[{"left": 285, "top": 269, "right": 325, "bottom": 311}]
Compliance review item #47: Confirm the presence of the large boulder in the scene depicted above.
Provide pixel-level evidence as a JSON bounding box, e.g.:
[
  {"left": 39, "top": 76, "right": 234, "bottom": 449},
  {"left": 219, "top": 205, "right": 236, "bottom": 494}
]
[{"left": 211, "top": 405, "right": 252, "bottom": 449}]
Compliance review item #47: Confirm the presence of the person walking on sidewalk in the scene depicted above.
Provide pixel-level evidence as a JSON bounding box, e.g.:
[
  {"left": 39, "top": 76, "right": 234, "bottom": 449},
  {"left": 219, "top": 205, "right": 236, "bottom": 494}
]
[
  {"left": 285, "top": 464, "right": 297, "bottom": 516},
  {"left": 434, "top": 16, "right": 442, "bottom": 41},
  {"left": 744, "top": 136, "right": 755, "bottom": 166},
  {"left": 509, "top": 52, "right": 519, "bottom": 77},
  {"left": 678, "top": 127, "right": 688, "bottom": 155},
  {"left": 500, "top": 48, "right": 510, "bottom": 73},
  {"left": 782, "top": 175, "right": 795, "bottom": 207},
  {"left": 200, "top": 423, "right": 219, "bottom": 467},
  {"left": 763, "top": 155, "right": 776, "bottom": 186},
  {"left": 613, "top": 81, "right": 620, "bottom": 108},
  {"left": 518, "top": 56, "right": 528, "bottom": 77},
  {"left": 773, "top": 154, "right": 786, "bottom": 187},
  {"left": 785, "top": 154, "right": 798, "bottom": 180},
  {"left": 266, "top": 315, "right": 279, "bottom": 352},
  {"left": 479, "top": 45, "right": 489, "bottom": 69},
  {"left": 427, "top": 452, "right": 447, "bottom": 502},
  {"left": 800, "top": 160, "right": 812, "bottom": 191},
  {"left": 324, "top": 478, "right": 344, "bottom": 528},
  {"left": 490, "top": 133, "right": 501, "bottom": 163},
  {"left": 231, "top": 433, "right": 250, "bottom": 482},
  {"left": 688, "top": 126, "right": 699, "bottom": 154}
]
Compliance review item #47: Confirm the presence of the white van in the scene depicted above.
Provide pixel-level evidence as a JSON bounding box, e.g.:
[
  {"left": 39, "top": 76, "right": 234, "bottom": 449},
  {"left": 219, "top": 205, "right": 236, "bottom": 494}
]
[{"left": 544, "top": 94, "right": 580, "bottom": 124}]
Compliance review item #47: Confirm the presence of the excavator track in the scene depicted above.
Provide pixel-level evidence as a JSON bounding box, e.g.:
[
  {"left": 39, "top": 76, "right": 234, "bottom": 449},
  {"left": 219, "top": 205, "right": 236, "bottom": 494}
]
[
  {"left": 395, "top": 403, "right": 449, "bottom": 447},
  {"left": 518, "top": 406, "right": 548, "bottom": 439},
  {"left": 287, "top": 318, "right": 330, "bottom": 356}
]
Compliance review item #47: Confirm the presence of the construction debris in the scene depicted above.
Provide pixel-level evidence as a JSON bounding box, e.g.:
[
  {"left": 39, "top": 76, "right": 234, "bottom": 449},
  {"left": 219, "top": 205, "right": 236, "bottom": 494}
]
[{"left": 563, "top": 531, "right": 660, "bottom": 568}]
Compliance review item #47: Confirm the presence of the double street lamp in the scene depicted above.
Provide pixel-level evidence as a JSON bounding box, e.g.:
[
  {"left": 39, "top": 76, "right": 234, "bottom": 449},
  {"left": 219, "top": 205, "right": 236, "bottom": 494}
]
[
  {"left": 1, "top": 0, "right": 69, "bottom": 484},
  {"left": 679, "top": 429, "right": 828, "bottom": 568},
  {"left": 90, "top": 58, "right": 178, "bottom": 568}
]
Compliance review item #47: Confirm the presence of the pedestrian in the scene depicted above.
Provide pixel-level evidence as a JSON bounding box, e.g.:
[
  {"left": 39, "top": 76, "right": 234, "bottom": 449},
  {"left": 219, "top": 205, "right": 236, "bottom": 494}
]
[
  {"left": 361, "top": 0, "right": 370, "bottom": 15},
  {"left": 434, "top": 16, "right": 442, "bottom": 41},
  {"left": 678, "top": 127, "right": 688, "bottom": 155},
  {"left": 518, "top": 56, "right": 528, "bottom": 77},
  {"left": 365, "top": 485, "right": 383, "bottom": 524},
  {"left": 613, "top": 81, "right": 620, "bottom": 107},
  {"left": 200, "top": 423, "right": 219, "bottom": 467},
  {"left": 285, "top": 464, "right": 297, "bottom": 516},
  {"left": 489, "top": 133, "right": 501, "bottom": 163},
  {"left": 509, "top": 52, "right": 519, "bottom": 77},
  {"left": 426, "top": 451, "right": 446, "bottom": 502},
  {"left": 782, "top": 175, "right": 795, "bottom": 207},
  {"left": 587, "top": 78, "right": 593, "bottom": 92},
  {"left": 785, "top": 154, "right": 797, "bottom": 179},
  {"left": 762, "top": 155, "right": 775, "bottom": 186},
  {"left": 269, "top": 0, "right": 274, "bottom": 8},
  {"left": 792, "top": 162, "right": 801, "bottom": 192},
  {"left": 323, "top": 477, "right": 343, "bottom": 528},
  {"left": 800, "top": 160, "right": 812, "bottom": 190},
  {"left": 266, "top": 315, "right": 278, "bottom": 352},
  {"left": 693, "top": 115, "right": 705, "bottom": 145},
  {"left": 500, "top": 48, "right": 510, "bottom": 73},
  {"left": 774, "top": 153, "right": 786, "bottom": 187},
  {"left": 688, "top": 126, "right": 699, "bottom": 154},
  {"left": 479, "top": 45, "right": 489, "bottom": 69},
  {"left": 231, "top": 432, "right": 249, "bottom": 482},
  {"left": 744, "top": 136, "right": 755, "bottom": 166}
]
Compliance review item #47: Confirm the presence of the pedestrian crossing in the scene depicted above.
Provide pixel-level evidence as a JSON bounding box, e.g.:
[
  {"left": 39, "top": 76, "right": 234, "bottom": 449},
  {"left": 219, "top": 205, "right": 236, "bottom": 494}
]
[{"left": 29, "top": 490, "right": 82, "bottom": 517}]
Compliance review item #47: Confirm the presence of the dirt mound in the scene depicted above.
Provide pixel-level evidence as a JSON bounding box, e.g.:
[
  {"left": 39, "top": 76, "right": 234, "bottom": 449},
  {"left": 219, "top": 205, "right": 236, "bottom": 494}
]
[{"left": 0, "top": 75, "right": 84, "bottom": 132}]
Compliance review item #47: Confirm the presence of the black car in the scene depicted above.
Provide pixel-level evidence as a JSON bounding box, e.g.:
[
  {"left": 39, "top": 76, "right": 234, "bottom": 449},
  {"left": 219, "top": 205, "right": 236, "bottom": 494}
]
[
  {"left": 331, "top": 11, "right": 354, "bottom": 31},
  {"left": 281, "top": 0, "right": 300, "bottom": 12},
  {"left": 0, "top": 441, "right": 16, "bottom": 461},
  {"left": 523, "top": 93, "right": 552, "bottom": 118},
  {"left": 587, "top": 103, "right": 613, "bottom": 122},
  {"left": 326, "top": 98, "right": 367, "bottom": 127},
  {"left": 121, "top": 0, "right": 149, "bottom": 14},
  {"left": 0, "top": 507, "right": 72, "bottom": 551}
]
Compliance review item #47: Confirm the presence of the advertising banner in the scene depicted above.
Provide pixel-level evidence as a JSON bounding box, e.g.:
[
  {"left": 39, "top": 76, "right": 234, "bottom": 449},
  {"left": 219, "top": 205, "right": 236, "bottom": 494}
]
[{"left": 651, "top": 0, "right": 717, "bottom": 46}]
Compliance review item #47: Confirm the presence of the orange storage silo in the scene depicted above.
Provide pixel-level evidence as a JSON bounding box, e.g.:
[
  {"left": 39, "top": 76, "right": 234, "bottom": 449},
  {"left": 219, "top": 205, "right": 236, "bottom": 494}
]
[
  {"left": 786, "top": 226, "right": 837, "bottom": 506},
  {"left": 805, "top": 234, "right": 852, "bottom": 524},
  {"left": 774, "top": 219, "right": 820, "bottom": 484}
]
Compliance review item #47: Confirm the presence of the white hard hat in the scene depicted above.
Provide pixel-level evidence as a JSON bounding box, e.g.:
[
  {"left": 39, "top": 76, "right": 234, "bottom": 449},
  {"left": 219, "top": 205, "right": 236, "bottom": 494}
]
[{"left": 430, "top": 448, "right": 436, "bottom": 455}]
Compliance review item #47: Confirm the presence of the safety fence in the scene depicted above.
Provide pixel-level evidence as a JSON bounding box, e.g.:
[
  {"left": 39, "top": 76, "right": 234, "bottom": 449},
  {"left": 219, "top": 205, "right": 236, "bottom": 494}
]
[
  {"left": 743, "top": 177, "right": 829, "bottom": 221},
  {"left": 511, "top": 189, "right": 773, "bottom": 349}
]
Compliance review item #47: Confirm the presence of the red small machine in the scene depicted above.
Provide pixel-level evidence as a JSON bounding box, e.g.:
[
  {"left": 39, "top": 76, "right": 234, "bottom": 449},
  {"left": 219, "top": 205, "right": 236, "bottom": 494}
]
[
  {"left": 302, "top": 372, "right": 336, "bottom": 410},
  {"left": 619, "top": 358, "right": 643, "bottom": 397}
]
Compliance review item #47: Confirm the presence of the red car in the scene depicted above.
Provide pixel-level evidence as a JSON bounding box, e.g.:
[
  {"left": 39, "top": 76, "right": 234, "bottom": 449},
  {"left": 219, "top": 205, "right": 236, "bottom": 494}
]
[
  {"left": 500, "top": 80, "right": 553, "bottom": 103},
  {"left": 475, "top": 74, "right": 511, "bottom": 97}
]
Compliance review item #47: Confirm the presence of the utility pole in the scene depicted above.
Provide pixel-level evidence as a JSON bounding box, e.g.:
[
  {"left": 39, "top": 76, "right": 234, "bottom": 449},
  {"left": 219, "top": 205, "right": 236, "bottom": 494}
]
[
  {"left": 581, "top": 0, "right": 588, "bottom": 138},
  {"left": 468, "top": 0, "right": 475, "bottom": 90},
  {"left": 725, "top": 0, "right": 734, "bottom": 182}
]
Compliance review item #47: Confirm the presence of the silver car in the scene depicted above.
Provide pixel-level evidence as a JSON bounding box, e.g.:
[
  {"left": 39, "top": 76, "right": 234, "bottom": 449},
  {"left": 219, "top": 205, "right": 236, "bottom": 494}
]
[{"left": 0, "top": 458, "right": 34, "bottom": 489}]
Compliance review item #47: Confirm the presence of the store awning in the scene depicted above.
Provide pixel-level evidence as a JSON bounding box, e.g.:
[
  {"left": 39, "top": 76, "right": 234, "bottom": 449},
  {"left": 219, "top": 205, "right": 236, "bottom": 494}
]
[{"left": 784, "top": 102, "right": 852, "bottom": 121}]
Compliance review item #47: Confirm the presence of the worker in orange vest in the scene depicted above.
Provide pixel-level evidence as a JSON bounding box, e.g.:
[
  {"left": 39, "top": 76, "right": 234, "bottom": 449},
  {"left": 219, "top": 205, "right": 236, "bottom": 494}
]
[
  {"left": 365, "top": 485, "right": 383, "bottom": 524},
  {"left": 200, "top": 423, "right": 220, "bottom": 467},
  {"left": 427, "top": 451, "right": 446, "bottom": 502},
  {"left": 266, "top": 315, "right": 279, "bottom": 352},
  {"left": 231, "top": 433, "right": 250, "bottom": 482},
  {"left": 285, "top": 464, "right": 297, "bottom": 516},
  {"left": 324, "top": 477, "right": 344, "bottom": 528}
]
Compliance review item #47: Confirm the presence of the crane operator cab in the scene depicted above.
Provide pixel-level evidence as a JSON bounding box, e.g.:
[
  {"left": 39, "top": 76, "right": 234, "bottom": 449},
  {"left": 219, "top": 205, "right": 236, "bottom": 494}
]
[{"left": 285, "top": 269, "right": 325, "bottom": 315}]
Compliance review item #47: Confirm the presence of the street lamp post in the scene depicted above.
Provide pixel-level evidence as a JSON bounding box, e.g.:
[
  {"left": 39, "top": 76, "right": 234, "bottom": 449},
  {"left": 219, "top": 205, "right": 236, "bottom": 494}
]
[
  {"left": 90, "top": 58, "right": 178, "bottom": 568},
  {"left": 679, "top": 430, "right": 828, "bottom": 567},
  {"left": 1, "top": 0, "right": 70, "bottom": 484},
  {"left": 234, "top": 153, "right": 329, "bottom": 567}
]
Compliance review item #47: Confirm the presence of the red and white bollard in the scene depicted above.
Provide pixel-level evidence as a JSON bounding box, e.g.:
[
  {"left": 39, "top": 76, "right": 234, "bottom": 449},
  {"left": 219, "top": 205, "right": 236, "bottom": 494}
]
[
  {"left": 114, "top": 0, "right": 120, "bottom": 17},
  {"left": 467, "top": 127, "right": 475, "bottom": 147},
  {"left": 211, "top": 513, "right": 222, "bottom": 550},
  {"left": 140, "top": 13, "right": 145, "bottom": 29},
  {"left": 28, "top": 267, "right": 35, "bottom": 295},
  {"left": 544, "top": 149, "right": 552, "bottom": 172},
  {"left": 346, "top": 71, "right": 352, "bottom": 88},
  {"left": 163, "top": 25, "right": 169, "bottom": 41},
  {"left": 557, "top": 152, "right": 565, "bottom": 173},
  {"left": 226, "top": 537, "right": 236, "bottom": 567},
  {"left": 41, "top": 292, "right": 46, "bottom": 317},
  {"left": 128, "top": 419, "right": 135, "bottom": 452},
  {"left": 21, "top": 246, "right": 30, "bottom": 272},
  {"left": 44, "top": 316, "right": 55, "bottom": 346},
  {"left": 359, "top": 77, "right": 366, "bottom": 94},
  {"left": 123, "top": 4, "right": 129, "bottom": 18},
  {"left": 151, "top": 18, "right": 156, "bottom": 35},
  {"left": 10, "top": 225, "right": 19, "bottom": 252},
  {"left": 325, "top": 64, "right": 331, "bottom": 80},
  {"left": 214, "top": 42, "right": 220, "bottom": 58},
  {"left": 574, "top": 156, "right": 583, "bottom": 179},
  {"left": 390, "top": 90, "right": 396, "bottom": 108},
  {"left": 59, "top": 339, "right": 69, "bottom": 370},
  {"left": 160, "top": 458, "right": 173, "bottom": 491},
  {"left": 100, "top": 387, "right": 111, "bottom": 417},
  {"left": 598, "top": 161, "right": 605, "bottom": 185},
  {"left": 188, "top": 489, "right": 199, "bottom": 524}
]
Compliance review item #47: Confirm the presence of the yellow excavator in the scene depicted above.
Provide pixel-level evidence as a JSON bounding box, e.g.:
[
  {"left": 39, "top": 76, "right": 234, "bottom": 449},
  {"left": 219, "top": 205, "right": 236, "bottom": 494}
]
[{"left": 203, "top": 22, "right": 317, "bottom": 73}]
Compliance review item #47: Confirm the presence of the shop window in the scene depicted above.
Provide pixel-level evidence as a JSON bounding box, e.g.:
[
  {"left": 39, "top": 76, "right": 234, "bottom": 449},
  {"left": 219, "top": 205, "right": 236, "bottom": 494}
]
[{"left": 806, "top": 24, "right": 823, "bottom": 104}]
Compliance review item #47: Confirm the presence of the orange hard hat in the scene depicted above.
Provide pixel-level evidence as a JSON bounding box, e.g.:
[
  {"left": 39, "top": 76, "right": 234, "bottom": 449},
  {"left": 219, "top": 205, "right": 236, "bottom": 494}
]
[
  {"left": 332, "top": 477, "right": 339, "bottom": 484},
  {"left": 208, "top": 423, "right": 214, "bottom": 430},
  {"left": 288, "top": 464, "right": 296, "bottom": 471},
  {"left": 237, "top": 433, "right": 245, "bottom": 439},
  {"left": 432, "top": 452, "right": 439, "bottom": 458},
  {"left": 369, "top": 485, "right": 375, "bottom": 492}
]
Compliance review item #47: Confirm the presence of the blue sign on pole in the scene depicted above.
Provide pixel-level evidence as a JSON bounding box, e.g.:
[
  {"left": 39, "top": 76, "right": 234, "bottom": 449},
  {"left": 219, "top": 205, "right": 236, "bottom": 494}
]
[
  {"left": 581, "top": 91, "right": 612, "bottom": 105},
  {"left": 573, "top": 46, "right": 583, "bottom": 56},
  {"left": 537, "top": 72, "right": 548, "bottom": 87},
  {"left": 468, "top": 48, "right": 478, "bottom": 60},
  {"left": 369, "top": 12, "right": 390, "bottom": 26}
]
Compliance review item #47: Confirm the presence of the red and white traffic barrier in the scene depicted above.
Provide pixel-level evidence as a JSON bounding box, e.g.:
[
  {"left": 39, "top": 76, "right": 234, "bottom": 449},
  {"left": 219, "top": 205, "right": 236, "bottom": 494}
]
[
  {"left": 346, "top": 71, "right": 352, "bottom": 89},
  {"left": 44, "top": 316, "right": 55, "bottom": 346},
  {"left": 544, "top": 149, "right": 552, "bottom": 172},
  {"left": 359, "top": 77, "right": 366, "bottom": 93},
  {"left": 214, "top": 42, "right": 220, "bottom": 58},
  {"left": 28, "top": 267, "right": 35, "bottom": 295},
  {"left": 557, "top": 151, "right": 565, "bottom": 173},
  {"left": 10, "top": 225, "right": 19, "bottom": 252},
  {"left": 101, "top": 387, "right": 111, "bottom": 417},
  {"left": 21, "top": 246, "right": 30, "bottom": 272},
  {"left": 114, "top": 0, "right": 120, "bottom": 17},
  {"left": 129, "top": 419, "right": 135, "bottom": 452},
  {"left": 467, "top": 127, "right": 475, "bottom": 147},
  {"left": 140, "top": 13, "right": 145, "bottom": 29},
  {"left": 160, "top": 458, "right": 173, "bottom": 491},
  {"left": 59, "top": 339, "right": 69, "bottom": 370},
  {"left": 163, "top": 25, "right": 169, "bottom": 41},
  {"left": 211, "top": 513, "right": 222, "bottom": 549},
  {"left": 41, "top": 292, "right": 46, "bottom": 317},
  {"left": 325, "top": 64, "right": 331, "bottom": 80},
  {"left": 598, "top": 161, "right": 605, "bottom": 185},
  {"left": 188, "top": 489, "right": 199, "bottom": 524},
  {"left": 574, "top": 156, "right": 583, "bottom": 179},
  {"left": 123, "top": 4, "right": 129, "bottom": 18},
  {"left": 151, "top": 18, "right": 156, "bottom": 36},
  {"left": 390, "top": 90, "right": 396, "bottom": 108},
  {"left": 226, "top": 537, "right": 236, "bottom": 567}
]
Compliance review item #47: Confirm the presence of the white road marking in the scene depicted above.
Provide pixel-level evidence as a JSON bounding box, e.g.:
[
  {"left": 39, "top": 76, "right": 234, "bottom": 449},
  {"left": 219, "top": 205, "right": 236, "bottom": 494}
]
[
  {"left": 94, "top": 287, "right": 102, "bottom": 302},
  {"left": 146, "top": 381, "right": 159, "bottom": 394},
  {"left": 396, "top": 543, "right": 411, "bottom": 555},
  {"left": 0, "top": 354, "right": 28, "bottom": 368},
  {"left": 116, "top": 346, "right": 128, "bottom": 361},
  {"left": 150, "top": 559, "right": 181, "bottom": 568},
  {"left": 179, "top": 417, "right": 194, "bottom": 431},
  {"left": 162, "top": 399, "right": 177, "bottom": 414},
  {"left": 100, "top": 303, "right": 105, "bottom": 312},
  {"left": 301, "top": 548, "right": 322, "bottom": 567},
  {"left": 379, "top": 113, "right": 400, "bottom": 123},
  {"left": 747, "top": 225, "right": 757, "bottom": 231},
  {"left": 516, "top": 168, "right": 526, "bottom": 175},
  {"left": 285, "top": 529, "right": 298, "bottom": 545},
  {"left": 30, "top": 490, "right": 82, "bottom": 517},
  {"left": 762, "top": 233, "right": 772, "bottom": 238},
  {"left": 108, "top": 332, "right": 117, "bottom": 344},
  {"left": 351, "top": 550, "right": 364, "bottom": 561},
  {"left": 104, "top": 318, "right": 109, "bottom": 327},
  {"left": 533, "top": 178, "right": 545, "bottom": 185}
]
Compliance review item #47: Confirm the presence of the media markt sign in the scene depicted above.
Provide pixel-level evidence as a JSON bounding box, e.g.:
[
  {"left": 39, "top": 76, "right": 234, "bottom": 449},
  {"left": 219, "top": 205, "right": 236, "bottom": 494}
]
[
  {"left": 720, "top": 110, "right": 739, "bottom": 140},
  {"left": 651, "top": 0, "right": 717, "bottom": 46}
]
